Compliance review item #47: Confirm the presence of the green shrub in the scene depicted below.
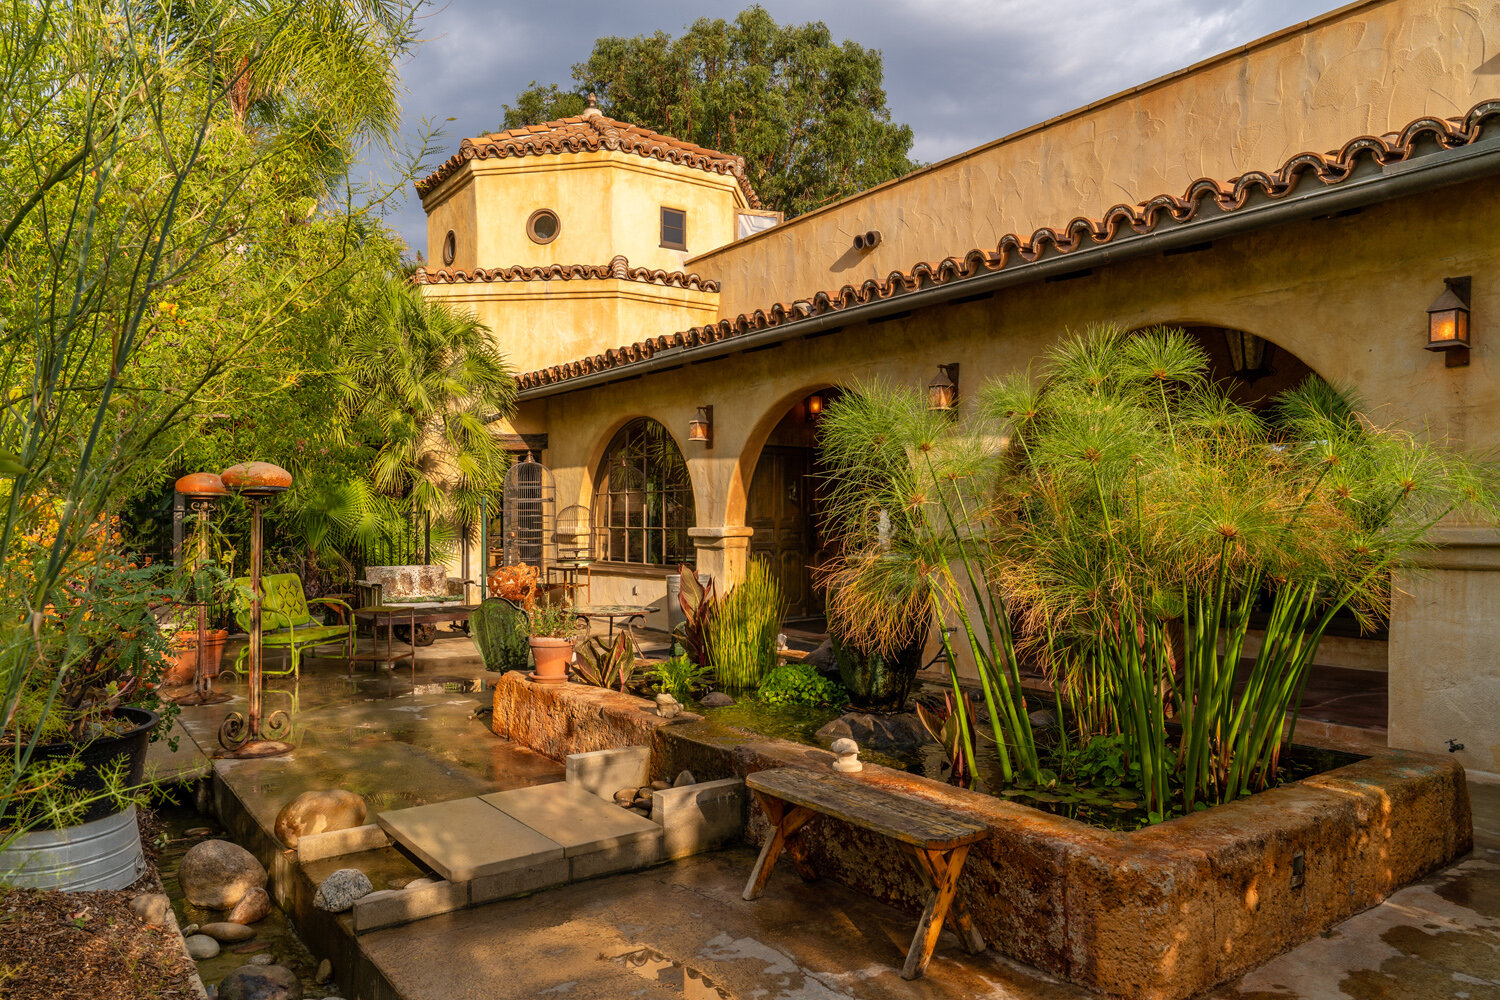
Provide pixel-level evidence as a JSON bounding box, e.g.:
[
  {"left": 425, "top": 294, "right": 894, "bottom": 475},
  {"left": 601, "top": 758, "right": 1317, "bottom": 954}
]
[
  {"left": 706, "top": 560, "right": 784, "bottom": 689},
  {"left": 650, "top": 654, "right": 714, "bottom": 701},
  {"left": 758, "top": 663, "right": 846, "bottom": 708}
]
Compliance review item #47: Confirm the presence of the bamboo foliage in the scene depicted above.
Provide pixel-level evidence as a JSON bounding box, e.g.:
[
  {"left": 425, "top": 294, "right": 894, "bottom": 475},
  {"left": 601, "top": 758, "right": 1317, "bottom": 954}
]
[{"left": 819, "top": 326, "right": 1495, "bottom": 820}]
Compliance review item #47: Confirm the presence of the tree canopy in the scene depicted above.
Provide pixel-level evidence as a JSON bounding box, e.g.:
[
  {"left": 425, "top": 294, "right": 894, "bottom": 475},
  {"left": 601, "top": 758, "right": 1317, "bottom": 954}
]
[{"left": 500, "top": 6, "right": 917, "bottom": 218}]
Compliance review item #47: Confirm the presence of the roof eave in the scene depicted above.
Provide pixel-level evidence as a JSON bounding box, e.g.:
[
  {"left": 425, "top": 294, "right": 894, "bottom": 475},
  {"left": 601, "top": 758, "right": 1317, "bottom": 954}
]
[{"left": 516, "top": 133, "right": 1500, "bottom": 402}]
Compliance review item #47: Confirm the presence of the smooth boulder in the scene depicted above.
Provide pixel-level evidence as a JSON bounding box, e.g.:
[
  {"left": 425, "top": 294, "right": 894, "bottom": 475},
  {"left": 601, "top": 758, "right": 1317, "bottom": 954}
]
[
  {"left": 699, "top": 691, "right": 735, "bottom": 707},
  {"left": 129, "top": 892, "right": 172, "bottom": 928},
  {"left": 178, "top": 839, "right": 268, "bottom": 910},
  {"left": 816, "top": 711, "right": 930, "bottom": 753},
  {"left": 219, "top": 964, "right": 303, "bottom": 1000},
  {"left": 227, "top": 886, "right": 271, "bottom": 925},
  {"left": 313, "top": 868, "right": 372, "bottom": 913},
  {"left": 200, "top": 921, "right": 256, "bottom": 943},
  {"left": 274, "top": 789, "right": 367, "bottom": 849},
  {"left": 184, "top": 934, "right": 220, "bottom": 960}
]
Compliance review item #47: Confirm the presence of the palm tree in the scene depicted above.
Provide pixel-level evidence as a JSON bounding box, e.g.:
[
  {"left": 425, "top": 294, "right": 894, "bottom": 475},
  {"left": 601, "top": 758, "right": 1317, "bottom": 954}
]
[{"left": 342, "top": 278, "right": 516, "bottom": 540}]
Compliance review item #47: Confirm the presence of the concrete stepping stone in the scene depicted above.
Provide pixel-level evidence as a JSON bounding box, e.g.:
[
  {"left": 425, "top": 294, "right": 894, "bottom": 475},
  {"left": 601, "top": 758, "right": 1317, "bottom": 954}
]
[
  {"left": 376, "top": 797, "right": 563, "bottom": 883},
  {"left": 481, "top": 781, "right": 664, "bottom": 880}
]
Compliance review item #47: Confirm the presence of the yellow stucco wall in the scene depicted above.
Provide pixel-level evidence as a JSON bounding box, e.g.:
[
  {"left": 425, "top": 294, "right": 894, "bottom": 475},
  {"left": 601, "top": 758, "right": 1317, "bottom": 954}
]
[
  {"left": 422, "top": 279, "right": 719, "bottom": 376},
  {"left": 496, "top": 173, "right": 1500, "bottom": 766},
  {"left": 422, "top": 152, "right": 744, "bottom": 274},
  {"left": 688, "top": 0, "right": 1500, "bottom": 319}
]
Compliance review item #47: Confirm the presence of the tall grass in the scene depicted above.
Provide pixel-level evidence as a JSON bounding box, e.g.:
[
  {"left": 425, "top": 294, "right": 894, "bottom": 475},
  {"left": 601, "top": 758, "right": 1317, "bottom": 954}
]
[{"left": 709, "top": 560, "right": 785, "bottom": 690}]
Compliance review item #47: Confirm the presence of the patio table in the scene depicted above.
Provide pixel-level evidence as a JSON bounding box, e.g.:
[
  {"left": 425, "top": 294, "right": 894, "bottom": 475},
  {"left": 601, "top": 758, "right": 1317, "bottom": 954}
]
[
  {"left": 570, "top": 603, "right": 650, "bottom": 642},
  {"left": 353, "top": 603, "right": 476, "bottom": 681}
]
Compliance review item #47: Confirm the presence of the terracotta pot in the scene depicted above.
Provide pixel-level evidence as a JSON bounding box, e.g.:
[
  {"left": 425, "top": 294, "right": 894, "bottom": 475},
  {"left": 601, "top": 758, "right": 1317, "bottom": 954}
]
[
  {"left": 167, "top": 629, "right": 228, "bottom": 685},
  {"left": 528, "top": 637, "right": 574, "bottom": 683}
]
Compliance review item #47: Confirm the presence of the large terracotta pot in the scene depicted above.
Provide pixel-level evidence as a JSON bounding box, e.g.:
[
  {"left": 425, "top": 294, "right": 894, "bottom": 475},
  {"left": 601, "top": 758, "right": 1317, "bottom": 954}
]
[
  {"left": 166, "top": 629, "right": 228, "bottom": 685},
  {"left": 528, "top": 637, "right": 574, "bottom": 683},
  {"left": 830, "top": 615, "right": 929, "bottom": 713}
]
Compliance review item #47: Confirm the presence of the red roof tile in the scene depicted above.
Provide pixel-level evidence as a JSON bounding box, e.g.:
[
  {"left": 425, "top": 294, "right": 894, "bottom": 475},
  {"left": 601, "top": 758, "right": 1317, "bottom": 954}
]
[
  {"left": 514, "top": 100, "right": 1500, "bottom": 393},
  {"left": 414, "top": 255, "right": 719, "bottom": 291},
  {"left": 416, "top": 108, "right": 760, "bottom": 207}
]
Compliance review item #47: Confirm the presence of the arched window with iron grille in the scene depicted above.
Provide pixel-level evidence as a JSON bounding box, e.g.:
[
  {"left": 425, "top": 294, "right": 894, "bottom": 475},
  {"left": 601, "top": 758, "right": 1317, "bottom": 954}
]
[{"left": 593, "top": 419, "right": 696, "bottom": 566}]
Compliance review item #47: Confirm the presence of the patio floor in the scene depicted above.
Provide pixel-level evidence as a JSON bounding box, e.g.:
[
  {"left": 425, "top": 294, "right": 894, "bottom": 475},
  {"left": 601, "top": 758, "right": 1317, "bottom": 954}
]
[{"left": 150, "top": 631, "right": 1495, "bottom": 1000}]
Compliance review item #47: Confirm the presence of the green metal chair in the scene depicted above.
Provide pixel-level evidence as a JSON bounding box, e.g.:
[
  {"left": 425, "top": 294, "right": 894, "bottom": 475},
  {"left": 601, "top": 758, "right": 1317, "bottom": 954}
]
[
  {"left": 228, "top": 573, "right": 355, "bottom": 679},
  {"left": 470, "top": 597, "right": 532, "bottom": 673}
]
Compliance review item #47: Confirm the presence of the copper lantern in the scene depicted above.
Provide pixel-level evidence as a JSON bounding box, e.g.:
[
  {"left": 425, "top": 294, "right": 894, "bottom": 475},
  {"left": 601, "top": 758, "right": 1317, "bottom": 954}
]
[{"left": 1426, "top": 277, "right": 1471, "bottom": 367}]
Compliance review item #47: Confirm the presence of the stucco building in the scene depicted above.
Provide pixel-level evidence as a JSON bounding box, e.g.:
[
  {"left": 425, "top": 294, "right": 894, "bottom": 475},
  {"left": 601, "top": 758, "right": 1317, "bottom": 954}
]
[{"left": 417, "top": 0, "right": 1500, "bottom": 774}]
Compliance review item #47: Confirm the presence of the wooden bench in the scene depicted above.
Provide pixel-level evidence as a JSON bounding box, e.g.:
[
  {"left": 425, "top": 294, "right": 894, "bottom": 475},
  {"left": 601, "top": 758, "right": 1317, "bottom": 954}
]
[{"left": 741, "top": 767, "right": 988, "bottom": 980}]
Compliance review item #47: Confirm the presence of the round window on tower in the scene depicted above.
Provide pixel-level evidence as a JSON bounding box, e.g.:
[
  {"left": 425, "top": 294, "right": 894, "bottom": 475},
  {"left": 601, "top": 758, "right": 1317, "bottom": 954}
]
[
  {"left": 441, "top": 230, "right": 456, "bottom": 266},
  {"left": 527, "top": 209, "right": 561, "bottom": 245}
]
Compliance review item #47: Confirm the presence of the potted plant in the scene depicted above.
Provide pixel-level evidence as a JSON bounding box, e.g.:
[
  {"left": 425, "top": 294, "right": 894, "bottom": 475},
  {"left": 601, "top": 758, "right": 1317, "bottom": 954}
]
[
  {"left": 2, "top": 543, "right": 177, "bottom": 890},
  {"left": 527, "top": 600, "right": 580, "bottom": 683},
  {"left": 163, "top": 509, "right": 236, "bottom": 687}
]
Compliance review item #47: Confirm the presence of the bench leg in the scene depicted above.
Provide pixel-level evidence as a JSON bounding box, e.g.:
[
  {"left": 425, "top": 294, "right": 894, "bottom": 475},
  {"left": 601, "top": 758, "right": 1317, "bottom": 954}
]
[
  {"left": 907, "top": 844, "right": 986, "bottom": 956},
  {"left": 901, "top": 844, "right": 977, "bottom": 980},
  {"left": 742, "top": 793, "right": 816, "bottom": 901}
]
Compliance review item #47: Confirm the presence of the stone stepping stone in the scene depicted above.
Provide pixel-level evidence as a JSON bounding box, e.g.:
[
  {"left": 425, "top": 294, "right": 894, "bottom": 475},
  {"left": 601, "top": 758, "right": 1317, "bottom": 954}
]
[
  {"left": 376, "top": 798, "right": 563, "bottom": 883},
  {"left": 479, "top": 782, "right": 661, "bottom": 858}
]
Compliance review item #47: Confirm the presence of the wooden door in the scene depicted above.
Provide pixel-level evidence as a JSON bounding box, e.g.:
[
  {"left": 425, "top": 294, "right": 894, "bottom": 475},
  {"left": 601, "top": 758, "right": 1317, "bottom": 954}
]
[{"left": 747, "top": 447, "right": 818, "bottom": 618}]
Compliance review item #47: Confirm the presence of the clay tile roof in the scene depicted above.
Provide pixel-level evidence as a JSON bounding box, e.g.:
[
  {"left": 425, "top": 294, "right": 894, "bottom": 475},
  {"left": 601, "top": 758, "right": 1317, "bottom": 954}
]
[
  {"left": 412, "top": 255, "right": 719, "bottom": 292},
  {"left": 510, "top": 100, "right": 1500, "bottom": 395},
  {"left": 416, "top": 110, "right": 760, "bottom": 208}
]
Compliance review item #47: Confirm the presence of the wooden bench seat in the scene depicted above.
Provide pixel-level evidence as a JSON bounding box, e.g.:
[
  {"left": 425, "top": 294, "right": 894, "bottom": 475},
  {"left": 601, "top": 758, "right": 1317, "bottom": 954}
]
[{"left": 742, "top": 767, "right": 988, "bottom": 980}]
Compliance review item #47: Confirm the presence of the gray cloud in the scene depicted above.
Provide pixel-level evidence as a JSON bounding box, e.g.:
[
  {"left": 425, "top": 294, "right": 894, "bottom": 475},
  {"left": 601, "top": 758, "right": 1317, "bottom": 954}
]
[{"left": 370, "top": 0, "right": 1346, "bottom": 256}]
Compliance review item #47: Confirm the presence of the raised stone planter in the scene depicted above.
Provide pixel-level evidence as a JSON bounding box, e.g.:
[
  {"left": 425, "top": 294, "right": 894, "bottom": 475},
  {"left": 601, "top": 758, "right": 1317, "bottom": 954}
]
[{"left": 490, "top": 671, "right": 1472, "bottom": 1000}]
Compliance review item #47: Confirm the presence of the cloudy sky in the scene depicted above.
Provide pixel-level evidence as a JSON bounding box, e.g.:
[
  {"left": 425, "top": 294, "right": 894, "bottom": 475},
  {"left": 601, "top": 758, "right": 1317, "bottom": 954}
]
[{"left": 373, "top": 0, "right": 1348, "bottom": 255}]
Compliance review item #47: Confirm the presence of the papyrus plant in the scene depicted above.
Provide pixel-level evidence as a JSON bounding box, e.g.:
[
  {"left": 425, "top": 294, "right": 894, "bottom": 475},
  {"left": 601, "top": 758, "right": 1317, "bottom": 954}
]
[{"left": 820, "top": 326, "right": 1494, "bottom": 819}]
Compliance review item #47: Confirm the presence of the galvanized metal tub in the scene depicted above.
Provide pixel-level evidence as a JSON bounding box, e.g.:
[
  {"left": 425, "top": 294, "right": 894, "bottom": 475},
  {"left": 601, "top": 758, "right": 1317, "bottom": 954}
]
[{"left": 0, "top": 805, "right": 146, "bottom": 890}]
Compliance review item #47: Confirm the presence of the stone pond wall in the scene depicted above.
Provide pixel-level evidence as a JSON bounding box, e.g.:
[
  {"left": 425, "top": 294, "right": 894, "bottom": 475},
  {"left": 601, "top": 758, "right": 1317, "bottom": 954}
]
[{"left": 491, "top": 673, "right": 1472, "bottom": 1000}]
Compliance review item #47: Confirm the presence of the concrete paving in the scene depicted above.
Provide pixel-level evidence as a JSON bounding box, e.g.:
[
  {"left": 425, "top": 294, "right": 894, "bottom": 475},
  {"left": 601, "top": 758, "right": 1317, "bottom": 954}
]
[{"left": 159, "top": 634, "right": 1500, "bottom": 1000}]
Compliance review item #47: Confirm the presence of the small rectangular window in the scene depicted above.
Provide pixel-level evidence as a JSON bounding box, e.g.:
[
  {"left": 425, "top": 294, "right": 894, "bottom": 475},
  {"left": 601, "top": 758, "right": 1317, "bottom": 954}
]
[{"left": 660, "top": 207, "right": 687, "bottom": 250}]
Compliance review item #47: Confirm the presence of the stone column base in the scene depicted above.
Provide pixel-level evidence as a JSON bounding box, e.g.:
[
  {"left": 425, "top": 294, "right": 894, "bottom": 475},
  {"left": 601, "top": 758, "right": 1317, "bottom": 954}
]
[{"left": 687, "top": 526, "right": 754, "bottom": 590}]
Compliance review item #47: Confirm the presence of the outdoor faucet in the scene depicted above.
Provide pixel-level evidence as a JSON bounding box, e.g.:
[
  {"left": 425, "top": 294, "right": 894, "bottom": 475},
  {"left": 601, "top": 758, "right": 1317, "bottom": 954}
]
[{"left": 1447, "top": 738, "right": 1465, "bottom": 753}]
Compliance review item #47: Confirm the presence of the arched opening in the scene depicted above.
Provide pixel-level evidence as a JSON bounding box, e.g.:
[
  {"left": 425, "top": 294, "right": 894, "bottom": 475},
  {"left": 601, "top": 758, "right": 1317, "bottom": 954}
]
[
  {"left": 745, "top": 387, "right": 841, "bottom": 622},
  {"left": 1168, "top": 325, "right": 1386, "bottom": 740},
  {"left": 1179, "top": 325, "right": 1317, "bottom": 409},
  {"left": 592, "top": 417, "right": 696, "bottom": 567}
]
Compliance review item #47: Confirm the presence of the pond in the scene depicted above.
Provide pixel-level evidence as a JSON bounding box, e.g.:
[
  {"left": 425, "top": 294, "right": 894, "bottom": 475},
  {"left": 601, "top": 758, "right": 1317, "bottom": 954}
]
[
  {"left": 152, "top": 795, "right": 337, "bottom": 998},
  {"left": 693, "top": 685, "right": 1364, "bottom": 831}
]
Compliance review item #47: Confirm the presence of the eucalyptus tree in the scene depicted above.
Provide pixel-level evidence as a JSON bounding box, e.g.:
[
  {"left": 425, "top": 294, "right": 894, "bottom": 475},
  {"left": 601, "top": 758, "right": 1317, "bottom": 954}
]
[{"left": 501, "top": 4, "right": 917, "bottom": 217}]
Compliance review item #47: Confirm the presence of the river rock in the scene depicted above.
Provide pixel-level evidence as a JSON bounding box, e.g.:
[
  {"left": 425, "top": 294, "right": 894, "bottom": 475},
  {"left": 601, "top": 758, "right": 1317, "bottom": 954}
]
[
  {"left": 699, "top": 691, "right": 736, "bottom": 707},
  {"left": 314, "top": 869, "right": 373, "bottom": 912},
  {"left": 315, "top": 959, "right": 333, "bottom": 984},
  {"left": 248, "top": 953, "right": 275, "bottom": 966},
  {"left": 200, "top": 922, "right": 256, "bottom": 943},
  {"left": 613, "top": 787, "right": 635, "bottom": 807},
  {"left": 185, "top": 934, "right": 221, "bottom": 960},
  {"left": 816, "top": 712, "right": 930, "bottom": 753},
  {"left": 227, "top": 886, "right": 270, "bottom": 925},
  {"left": 219, "top": 964, "right": 302, "bottom": 1000},
  {"left": 804, "top": 639, "right": 837, "bottom": 679},
  {"left": 129, "top": 892, "right": 172, "bottom": 928},
  {"left": 273, "top": 789, "right": 367, "bottom": 849},
  {"left": 672, "top": 770, "right": 695, "bottom": 787},
  {"left": 179, "top": 840, "right": 268, "bottom": 909}
]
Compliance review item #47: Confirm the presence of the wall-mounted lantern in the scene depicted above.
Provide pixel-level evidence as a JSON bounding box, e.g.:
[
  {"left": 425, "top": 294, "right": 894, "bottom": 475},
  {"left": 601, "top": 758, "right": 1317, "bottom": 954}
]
[
  {"left": 805, "top": 392, "right": 826, "bottom": 421},
  {"left": 1224, "top": 330, "right": 1276, "bottom": 383},
  {"left": 688, "top": 406, "right": 713, "bottom": 448},
  {"left": 927, "top": 363, "right": 960, "bottom": 412},
  {"left": 1426, "top": 276, "right": 1472, "bottom": 367}
]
